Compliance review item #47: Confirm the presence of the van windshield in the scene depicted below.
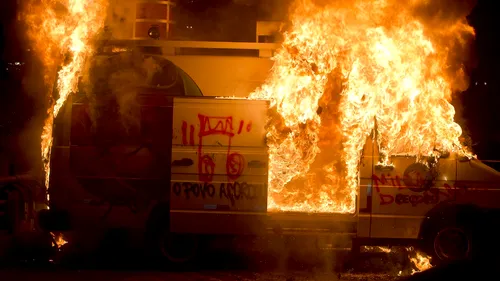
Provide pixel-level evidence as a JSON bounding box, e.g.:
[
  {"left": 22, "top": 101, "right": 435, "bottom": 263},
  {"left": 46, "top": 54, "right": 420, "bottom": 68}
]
[
  {"left": 83, "top": 52, "right": 204, "bottom": 97},
  {"left": 176, "top": 66, "right": 203, "bottom": 97}
]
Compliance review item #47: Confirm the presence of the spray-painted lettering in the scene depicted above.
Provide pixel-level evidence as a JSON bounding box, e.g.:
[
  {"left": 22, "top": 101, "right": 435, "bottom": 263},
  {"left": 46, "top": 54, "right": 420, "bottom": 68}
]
[
  {"left": 372, "top": 173, "right": 457, "bottom": 207},
  {"left": 172, "top": 181, "right": 265, "bottom": 206},
  {"left": 179, "top": 115, "right": 253, "bottom": 182},
  {"left": 172, "top": 182, "right": 216, "bottom": 199}
]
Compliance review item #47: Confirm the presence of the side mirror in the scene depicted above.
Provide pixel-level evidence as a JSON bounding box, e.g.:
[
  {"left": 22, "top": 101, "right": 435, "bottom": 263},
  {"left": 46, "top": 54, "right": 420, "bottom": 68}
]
[{"left": 458, "top": 156, "right": 471, "bottom": 162}]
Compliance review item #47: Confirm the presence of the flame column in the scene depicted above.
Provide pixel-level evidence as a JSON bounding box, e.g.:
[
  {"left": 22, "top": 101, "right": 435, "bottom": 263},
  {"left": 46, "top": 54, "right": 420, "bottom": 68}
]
[{"left": 134, "top": 0, "right": 176, "bottom": 40}]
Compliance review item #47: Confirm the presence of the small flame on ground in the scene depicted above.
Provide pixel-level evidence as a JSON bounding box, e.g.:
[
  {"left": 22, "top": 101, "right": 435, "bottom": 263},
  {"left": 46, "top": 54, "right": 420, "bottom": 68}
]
[
  {"left": 24, "top": 0, "right": 107, "bottom": 201},
  {"left": 50, "top": 232, "right": 68, "bottom": 249},
  {"left": 409, "top": 250, "right": 433, "bottom": 274},
  {"left": 362, "top": 245, "right": 433, "bottom": 275}
]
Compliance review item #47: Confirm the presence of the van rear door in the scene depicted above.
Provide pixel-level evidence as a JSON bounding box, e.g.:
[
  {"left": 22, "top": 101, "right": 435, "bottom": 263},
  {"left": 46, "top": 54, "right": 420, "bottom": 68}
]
[{"left": 170, "top": 97, "right": 269, "bottom": 235}]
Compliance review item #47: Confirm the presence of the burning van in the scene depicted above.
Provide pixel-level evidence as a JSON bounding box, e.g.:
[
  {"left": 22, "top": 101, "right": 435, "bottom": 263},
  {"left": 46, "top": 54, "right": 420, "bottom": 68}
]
[
  {"left": 35, "top": 45, "right": 500, "bottom": 266},
  {"left": 24, "top": 0, "right": 499, "bottom": 268}
]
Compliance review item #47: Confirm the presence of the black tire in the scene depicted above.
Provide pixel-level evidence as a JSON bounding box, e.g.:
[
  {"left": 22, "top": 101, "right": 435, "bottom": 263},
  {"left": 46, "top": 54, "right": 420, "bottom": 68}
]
[
  {"left": 158, "top": 230, "right": 199, "bottom": 264},
  {"left": 145, "top": 204, "right": 199, "bottom": 266},
  {"left": 422, "top": 222, "right": 477, "bottom": 266}
]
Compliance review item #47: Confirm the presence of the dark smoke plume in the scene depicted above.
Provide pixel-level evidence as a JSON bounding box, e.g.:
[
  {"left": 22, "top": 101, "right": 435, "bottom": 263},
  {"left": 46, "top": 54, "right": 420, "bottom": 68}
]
[{"left": 85, "top": 50, "right": 164, "bottom": 133}]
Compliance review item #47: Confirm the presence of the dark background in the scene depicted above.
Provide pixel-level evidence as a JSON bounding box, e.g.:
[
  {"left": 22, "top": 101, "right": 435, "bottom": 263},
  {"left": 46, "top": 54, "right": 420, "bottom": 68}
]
[{"left": 0, "top": 0, "right": 499, "bottom": 175}]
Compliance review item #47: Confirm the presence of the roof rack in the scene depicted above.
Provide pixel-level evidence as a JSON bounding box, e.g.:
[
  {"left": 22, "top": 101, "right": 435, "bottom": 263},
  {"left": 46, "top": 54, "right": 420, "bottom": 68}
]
[{"left": 98, "top": 39, "right": 281, "bottom": 58}]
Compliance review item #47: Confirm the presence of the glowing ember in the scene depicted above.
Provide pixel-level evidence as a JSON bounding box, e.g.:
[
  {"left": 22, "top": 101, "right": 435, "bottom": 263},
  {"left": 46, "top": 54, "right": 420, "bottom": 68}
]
[
  {"left": 361, "top": 246, "right": 392, "bottom": 253},
  {"left": 250, "top": 0, "right": 475, "bottom": 213},
  {"left": 24, "top": 0, "right": 107, "bottom": 200},
  {"left": 111, "top": 46, "right": 130, "bottom": 53}
]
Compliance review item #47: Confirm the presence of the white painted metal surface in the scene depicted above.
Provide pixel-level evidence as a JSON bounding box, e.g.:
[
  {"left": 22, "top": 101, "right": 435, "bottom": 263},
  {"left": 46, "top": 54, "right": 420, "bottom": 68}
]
[{"left": 170, "top": 97, "right": 269, "bottom": 213}]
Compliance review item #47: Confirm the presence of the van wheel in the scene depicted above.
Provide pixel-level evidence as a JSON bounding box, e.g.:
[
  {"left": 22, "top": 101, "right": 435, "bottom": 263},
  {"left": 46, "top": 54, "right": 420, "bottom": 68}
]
[
  {"left": 433, "top": 227, "right": 471, "bottom": 262},
  {"left": 424, "top": 223, "right": 475, "bottom": 265},
  {"left": 159, "top": 231, "right": 199, "bottom": 263}
]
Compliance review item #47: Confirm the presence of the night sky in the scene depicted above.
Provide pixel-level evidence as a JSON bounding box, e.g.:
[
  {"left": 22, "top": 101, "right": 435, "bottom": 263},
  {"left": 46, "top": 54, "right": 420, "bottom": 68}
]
[
  {"left": 462, "top": 1, "right": 500, "bottom": 165},
  {"left": 0, "top": 0, "right": 499, "bottom": 173}
]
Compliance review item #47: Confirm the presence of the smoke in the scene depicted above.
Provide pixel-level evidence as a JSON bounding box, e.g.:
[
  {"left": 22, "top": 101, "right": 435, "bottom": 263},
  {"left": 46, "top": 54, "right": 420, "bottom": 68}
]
[
  {"left": 412, "top": 0, "right": 477, "bottom": 24},
  {"left": 257, "top": 0, "right": 293, "bottom": 21},
  {"left": 104, "top": 0, "right": 136, "bottom": 40},
  {"left": 5, "top": 40, "right": 50, "bottom": 177},
  {"left": 86, "top": 50, "right": 163, "bottom": 133}
]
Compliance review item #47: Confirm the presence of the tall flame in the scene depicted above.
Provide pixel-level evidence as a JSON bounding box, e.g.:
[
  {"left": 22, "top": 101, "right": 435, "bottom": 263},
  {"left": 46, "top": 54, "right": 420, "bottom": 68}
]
[
  {"left": 24, "top": 0, "right": 107, "bottom": 200},
  {"left": 251, "top": 0, "right": 475, "bottom": 213}
]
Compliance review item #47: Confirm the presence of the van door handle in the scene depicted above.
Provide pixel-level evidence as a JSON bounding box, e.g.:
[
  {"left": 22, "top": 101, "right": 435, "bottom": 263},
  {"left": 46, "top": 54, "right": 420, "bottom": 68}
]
[
  {"left": 172, "top": 158, "right": 194, "bottom": 167},
  {"left": 248, "top": 160, "right": 266, "bottom": 168}
]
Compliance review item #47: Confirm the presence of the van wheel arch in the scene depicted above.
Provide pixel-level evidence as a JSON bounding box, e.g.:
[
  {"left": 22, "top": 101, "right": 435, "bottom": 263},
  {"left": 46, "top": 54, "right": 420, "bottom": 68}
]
[
  {"left": 419, "top": 203, "right": 484, "bottom": 239},
  {"left": 144, "top": 202, "right": 199, "bottom": 265},
  {"left": 419, "top": 203, "right": 484, "bottom": 265},
  {"left": 144, "top": 202, "right": 170, "bottom": 252}
]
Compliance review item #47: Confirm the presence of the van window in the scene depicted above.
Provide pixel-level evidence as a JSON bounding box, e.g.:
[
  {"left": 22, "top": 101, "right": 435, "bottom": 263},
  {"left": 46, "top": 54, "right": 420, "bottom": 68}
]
[{"left": 177, "top": 66, "right": 203, "bottom": 97}]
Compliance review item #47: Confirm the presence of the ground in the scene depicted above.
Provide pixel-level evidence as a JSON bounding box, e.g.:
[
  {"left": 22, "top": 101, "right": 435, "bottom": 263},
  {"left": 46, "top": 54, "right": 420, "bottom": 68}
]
[
  {"left": 0, "top": 244, "right": 418, "bottom": 281},
  {"left": 0, "top": 270, "right": 398, "bottom": 281},
  {"left": 6, "top": 232, "right": 498, "bottom": 281}
]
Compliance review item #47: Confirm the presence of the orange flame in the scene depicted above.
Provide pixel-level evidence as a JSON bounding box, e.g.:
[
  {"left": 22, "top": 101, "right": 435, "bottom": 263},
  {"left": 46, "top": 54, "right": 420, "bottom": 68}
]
[
  {"left": 24, "top": 0, "right": 107, "bottom": 199},
  {"left": 250, "top": 0, "right": 475, "bottom": 213},
  {"left": 51, "top": 232, "right": 68, "bottom": 249},
  {"left": 410, "top": 250, "right": 433, "bottom": 274}
]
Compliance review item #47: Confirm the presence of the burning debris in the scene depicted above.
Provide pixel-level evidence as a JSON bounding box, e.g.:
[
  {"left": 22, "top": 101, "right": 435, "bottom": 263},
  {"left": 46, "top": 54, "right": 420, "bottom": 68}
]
[
  {"left": 409, "top": 250, "right": 432, "bottom": 275},
  {"left": 360, "top": 246, "right": 433, "bottom": 275},
  {"left": 86, "top": 51, "right": 169, "bottom": 132},
  {"left": 250, "top": 0, "right": 475, "bottom": 213},
  {"left": 50, "top": 232, "right": 68, "bottom": 250}
]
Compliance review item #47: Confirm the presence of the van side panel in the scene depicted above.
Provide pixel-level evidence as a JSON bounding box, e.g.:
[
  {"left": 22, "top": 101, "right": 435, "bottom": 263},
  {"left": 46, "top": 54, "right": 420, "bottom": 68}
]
[{"left": 369, "top": 156, "right": 457, "bottom": 239}]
